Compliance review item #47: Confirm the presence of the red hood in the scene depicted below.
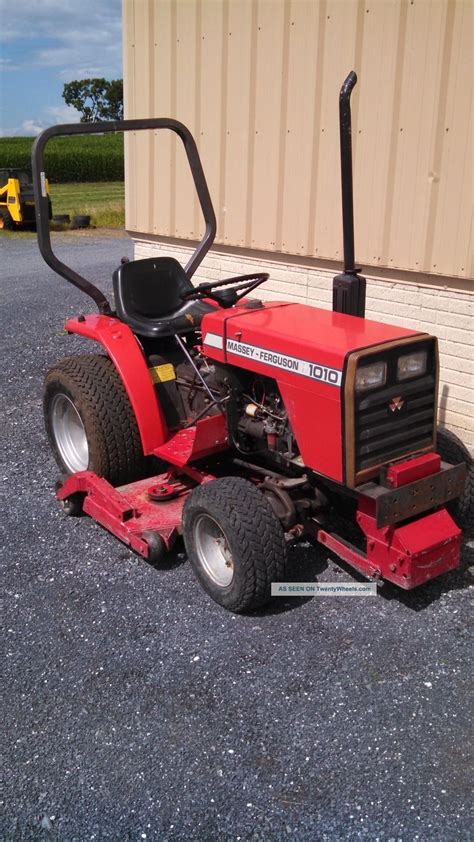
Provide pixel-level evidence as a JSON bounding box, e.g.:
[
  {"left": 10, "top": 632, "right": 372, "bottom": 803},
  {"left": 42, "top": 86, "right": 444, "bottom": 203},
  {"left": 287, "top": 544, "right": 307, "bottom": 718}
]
[{"left": 202, "top": 301, "right": 423, "bottom": 372}]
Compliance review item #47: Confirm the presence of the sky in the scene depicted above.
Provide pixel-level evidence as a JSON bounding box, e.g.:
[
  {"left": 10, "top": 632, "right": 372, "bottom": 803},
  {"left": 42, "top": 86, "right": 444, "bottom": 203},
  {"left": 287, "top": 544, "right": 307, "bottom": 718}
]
[{"left": 0, "top": 0, "right": 122, "bottom": 136}]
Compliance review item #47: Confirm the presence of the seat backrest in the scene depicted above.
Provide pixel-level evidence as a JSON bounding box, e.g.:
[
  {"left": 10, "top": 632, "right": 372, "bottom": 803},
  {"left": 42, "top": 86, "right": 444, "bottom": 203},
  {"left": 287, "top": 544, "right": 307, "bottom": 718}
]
[{"left": 113, "top": 256, "right": 193, "bottom": 321}]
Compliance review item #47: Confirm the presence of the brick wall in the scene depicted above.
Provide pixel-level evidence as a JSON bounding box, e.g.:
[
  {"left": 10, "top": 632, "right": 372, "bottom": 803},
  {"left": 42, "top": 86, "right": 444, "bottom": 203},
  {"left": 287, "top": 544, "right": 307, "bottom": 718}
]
[{"left": 134, "top": 238, "right": 474, "bottom": 454}]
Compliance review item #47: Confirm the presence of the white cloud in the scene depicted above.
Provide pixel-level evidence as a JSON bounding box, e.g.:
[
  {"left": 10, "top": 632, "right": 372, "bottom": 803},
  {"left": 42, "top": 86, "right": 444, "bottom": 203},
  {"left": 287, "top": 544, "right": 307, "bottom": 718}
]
[
  {"left": 0, "top": 0, "right": 122, "bottom": 79},
  {"left": 46, "top": 105, "right": 81, "bottom": 122},
  {"left": 20, "top": 119, "right": 44, "bottom": 135},
  {"left": 0, "top": 103, "right": 81, "bottom": 137},
  {"left": 0, "top": 0, "right": 121, "bottom": 135},
  {"left": 0, "top": 0, "right": 121, "bottom": 42}
]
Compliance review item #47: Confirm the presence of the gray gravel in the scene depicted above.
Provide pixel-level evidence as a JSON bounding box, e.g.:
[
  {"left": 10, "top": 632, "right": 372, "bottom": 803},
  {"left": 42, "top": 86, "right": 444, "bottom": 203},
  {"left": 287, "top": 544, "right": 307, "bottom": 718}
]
[{"left": 1, "top": 234, "right": 472, "bottom": 840}]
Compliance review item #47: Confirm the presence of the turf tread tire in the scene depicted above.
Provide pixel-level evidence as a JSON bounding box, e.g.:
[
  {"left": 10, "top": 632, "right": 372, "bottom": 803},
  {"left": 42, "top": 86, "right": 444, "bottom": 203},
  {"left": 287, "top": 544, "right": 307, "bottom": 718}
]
[
  {"left": 44, "top": 354, "right": 149, "bottom": 486},
  {"left": 437, "top": 427, "right": 474, "bottom": 534},
  {"left": 183, "top": 477, "right": 287, "bottom": 613}
]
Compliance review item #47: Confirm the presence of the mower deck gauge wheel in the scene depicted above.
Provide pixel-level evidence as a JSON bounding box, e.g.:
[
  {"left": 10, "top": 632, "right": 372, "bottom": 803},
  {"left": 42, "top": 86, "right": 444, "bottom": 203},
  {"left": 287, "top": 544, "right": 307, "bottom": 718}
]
[
  {"left": 141, "top": 531, "right": 167, "bottom": 564},
  {"left": 54, "top": 479, "right": 83, "bottom": 517}
]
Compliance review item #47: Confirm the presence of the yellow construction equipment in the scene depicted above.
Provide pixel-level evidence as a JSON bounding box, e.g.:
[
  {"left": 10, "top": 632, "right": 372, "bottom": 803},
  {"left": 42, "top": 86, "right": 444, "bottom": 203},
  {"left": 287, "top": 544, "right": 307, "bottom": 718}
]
[{"left": 0, "top": 168, "right": 51, "bottom": 230}]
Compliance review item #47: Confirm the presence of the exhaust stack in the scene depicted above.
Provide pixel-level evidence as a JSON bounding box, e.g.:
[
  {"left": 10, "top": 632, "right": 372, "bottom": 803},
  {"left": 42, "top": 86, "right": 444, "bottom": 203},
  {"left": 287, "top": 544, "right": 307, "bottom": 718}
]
[{"left": 333, "top": 71, "right": 366, "bottom": 318}]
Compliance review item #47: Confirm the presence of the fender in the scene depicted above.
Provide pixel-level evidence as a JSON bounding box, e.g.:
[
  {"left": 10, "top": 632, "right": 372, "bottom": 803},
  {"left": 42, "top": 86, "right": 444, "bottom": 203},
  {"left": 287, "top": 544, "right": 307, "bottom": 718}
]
[{"left": 65, "top": 314, "right": 168, "bottom": 453}]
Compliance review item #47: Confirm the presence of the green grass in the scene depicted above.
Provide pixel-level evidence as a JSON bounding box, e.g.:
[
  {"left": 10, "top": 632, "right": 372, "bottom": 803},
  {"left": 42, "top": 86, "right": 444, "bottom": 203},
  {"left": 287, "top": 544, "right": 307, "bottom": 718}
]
[
  {"left": 50, "top": 181, "right": 125, "bottom": 228},
  {"left": 0, "top": 135, "right": 124, "bottom": 182},
  {"left": 0, "top": 228, "right": 36, "bottom": 240},
  {"left": 0, "top": 181, "right": 125, "bottom": 236}
]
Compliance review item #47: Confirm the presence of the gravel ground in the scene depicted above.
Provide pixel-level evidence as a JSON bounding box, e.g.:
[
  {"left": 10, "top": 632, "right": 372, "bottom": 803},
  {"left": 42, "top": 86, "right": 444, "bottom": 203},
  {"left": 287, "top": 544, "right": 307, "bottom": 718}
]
[{"left": 1, "top": 235, "right": 472, "bottom": 841}]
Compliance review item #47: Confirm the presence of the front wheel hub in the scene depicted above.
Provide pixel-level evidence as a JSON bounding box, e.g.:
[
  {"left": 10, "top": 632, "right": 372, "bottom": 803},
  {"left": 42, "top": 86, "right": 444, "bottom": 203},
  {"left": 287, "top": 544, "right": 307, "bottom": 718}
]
[{"left": 193, "top": 514, "right": 234, "bottom": 587}]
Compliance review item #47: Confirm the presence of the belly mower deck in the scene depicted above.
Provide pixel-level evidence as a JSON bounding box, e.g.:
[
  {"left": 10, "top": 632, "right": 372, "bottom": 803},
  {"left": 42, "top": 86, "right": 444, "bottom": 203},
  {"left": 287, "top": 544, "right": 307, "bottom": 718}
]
[
  {"left": 56, "top": 470, "right": 199, "bottom": 561},
  {"left": 57, "top": 461, "right": 463, "bottom": 587}
]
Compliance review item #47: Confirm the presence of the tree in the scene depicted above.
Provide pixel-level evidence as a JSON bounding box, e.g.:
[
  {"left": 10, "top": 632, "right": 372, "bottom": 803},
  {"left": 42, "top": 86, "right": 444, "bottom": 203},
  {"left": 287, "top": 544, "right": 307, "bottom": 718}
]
[{"left": 62, "top": 78, "right": 124, "bottom": 122}]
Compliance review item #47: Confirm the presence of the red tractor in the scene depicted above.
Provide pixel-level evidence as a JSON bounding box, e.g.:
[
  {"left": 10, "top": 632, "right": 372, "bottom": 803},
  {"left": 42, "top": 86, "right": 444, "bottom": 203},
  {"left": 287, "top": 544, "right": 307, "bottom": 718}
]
[{"left": 32, "top": 73, "right": 471, "bottom": 612}]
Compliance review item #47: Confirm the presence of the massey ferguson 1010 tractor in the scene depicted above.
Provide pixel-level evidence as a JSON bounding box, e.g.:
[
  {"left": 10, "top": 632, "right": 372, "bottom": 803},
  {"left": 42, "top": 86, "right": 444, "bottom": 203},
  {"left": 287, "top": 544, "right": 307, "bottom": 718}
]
[{"left": 32, "top": 73, "right": 471, "bottom": 612}]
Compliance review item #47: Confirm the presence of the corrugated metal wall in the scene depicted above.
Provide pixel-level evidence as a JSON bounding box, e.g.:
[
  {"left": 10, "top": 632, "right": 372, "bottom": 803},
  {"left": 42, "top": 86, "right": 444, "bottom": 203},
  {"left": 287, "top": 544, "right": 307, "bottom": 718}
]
[{"left": 123, "top": 0, "right": 473, "bottom": 280}]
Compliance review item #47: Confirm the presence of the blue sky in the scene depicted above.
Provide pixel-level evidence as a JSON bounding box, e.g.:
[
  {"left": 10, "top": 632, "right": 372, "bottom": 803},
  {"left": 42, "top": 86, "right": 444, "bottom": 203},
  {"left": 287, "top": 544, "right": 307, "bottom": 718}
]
[{"left": 0, "top": 0, "right": 122, "bottom": 136}]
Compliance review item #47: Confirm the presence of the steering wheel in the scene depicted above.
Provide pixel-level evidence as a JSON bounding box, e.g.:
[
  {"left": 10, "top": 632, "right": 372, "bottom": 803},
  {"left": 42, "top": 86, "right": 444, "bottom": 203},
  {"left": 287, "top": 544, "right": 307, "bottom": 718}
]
[{"left": 181, "top": 273, "right": 269, "bottom": 308}]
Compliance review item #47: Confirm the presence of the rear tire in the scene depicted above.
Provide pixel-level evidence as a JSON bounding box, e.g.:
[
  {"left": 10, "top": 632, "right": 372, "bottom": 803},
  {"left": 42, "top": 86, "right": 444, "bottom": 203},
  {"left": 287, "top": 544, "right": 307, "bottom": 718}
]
[
  {"left": 44, "top": 354, "right": 149, "bottom": 486},
  {"left": 437, "top": 427, "right": 473, "bottom": 534},
  {"left": 183, "top": 477, "right": 287, "bottom": 613}
]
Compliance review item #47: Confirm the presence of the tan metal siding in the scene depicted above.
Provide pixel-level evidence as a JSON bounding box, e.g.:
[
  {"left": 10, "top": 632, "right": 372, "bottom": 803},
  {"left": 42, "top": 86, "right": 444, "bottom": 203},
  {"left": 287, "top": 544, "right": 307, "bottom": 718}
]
[{"left": 123, "top": 0, "right": 473, "bottom": 280}]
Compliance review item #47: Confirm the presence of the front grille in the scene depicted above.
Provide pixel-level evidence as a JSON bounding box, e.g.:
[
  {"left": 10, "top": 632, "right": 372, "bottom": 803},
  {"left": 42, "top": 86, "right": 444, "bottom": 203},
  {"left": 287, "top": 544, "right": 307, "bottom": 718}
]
[{"left": 355, "top": 373, "right": 436, "bottom": 472}]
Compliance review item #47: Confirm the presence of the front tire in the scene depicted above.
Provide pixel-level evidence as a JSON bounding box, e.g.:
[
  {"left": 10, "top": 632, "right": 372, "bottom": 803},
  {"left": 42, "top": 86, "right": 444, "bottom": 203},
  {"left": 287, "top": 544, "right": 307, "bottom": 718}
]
[
  {"left": 44, "top": 354, "right": 149, "bottom": 486},
  {"left": 183, "top": 477, "right": 287, "bottom": 613}
]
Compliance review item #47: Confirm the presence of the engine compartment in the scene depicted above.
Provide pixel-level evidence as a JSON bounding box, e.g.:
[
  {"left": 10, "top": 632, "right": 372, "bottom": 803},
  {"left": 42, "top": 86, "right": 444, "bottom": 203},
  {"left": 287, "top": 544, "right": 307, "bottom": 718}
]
[{"left": 146, "top": 338, "right": 300, "bottom": 468}]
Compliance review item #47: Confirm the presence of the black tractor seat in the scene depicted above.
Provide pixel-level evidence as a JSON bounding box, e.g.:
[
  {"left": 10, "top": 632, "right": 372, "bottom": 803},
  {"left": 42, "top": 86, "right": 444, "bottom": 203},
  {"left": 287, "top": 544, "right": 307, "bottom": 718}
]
[{"left": 113, "top": 256, "right": 215, "bottom": 339}]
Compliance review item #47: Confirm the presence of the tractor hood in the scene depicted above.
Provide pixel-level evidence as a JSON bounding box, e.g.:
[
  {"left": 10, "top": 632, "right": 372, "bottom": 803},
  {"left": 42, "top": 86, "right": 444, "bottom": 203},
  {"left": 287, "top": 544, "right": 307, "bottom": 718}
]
[
  {"left": 202, "top": 301, "right": 429, "bottom": 485},
  {"left": 202, "top": 301, "right": 423, "bottom": 380}
]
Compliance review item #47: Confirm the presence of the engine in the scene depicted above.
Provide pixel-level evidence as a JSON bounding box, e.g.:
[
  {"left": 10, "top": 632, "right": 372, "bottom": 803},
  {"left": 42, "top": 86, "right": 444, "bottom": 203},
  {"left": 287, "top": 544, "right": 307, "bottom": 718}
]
[
  {"left": 147, "top": 344, "right": 299, "bottom": 465},
  {"left": 147, "top": 347, "right": 220, "bottom": 429},
  {"left": 218, "top": 367, "right": 299, "bottom": 462}
]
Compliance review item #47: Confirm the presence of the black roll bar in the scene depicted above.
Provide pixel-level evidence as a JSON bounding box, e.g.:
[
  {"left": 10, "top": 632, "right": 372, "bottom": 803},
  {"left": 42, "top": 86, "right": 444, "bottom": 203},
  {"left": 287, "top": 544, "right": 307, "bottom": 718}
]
[{"left": 31, "top": 119, "right": 217, "bottom": 315}]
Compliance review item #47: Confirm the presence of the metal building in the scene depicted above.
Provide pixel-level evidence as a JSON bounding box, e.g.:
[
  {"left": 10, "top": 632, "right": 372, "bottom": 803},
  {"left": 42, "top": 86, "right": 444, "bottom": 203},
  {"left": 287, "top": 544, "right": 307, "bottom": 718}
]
[{"left": 123, "top": 0, "right": 473, "bottom": 451}]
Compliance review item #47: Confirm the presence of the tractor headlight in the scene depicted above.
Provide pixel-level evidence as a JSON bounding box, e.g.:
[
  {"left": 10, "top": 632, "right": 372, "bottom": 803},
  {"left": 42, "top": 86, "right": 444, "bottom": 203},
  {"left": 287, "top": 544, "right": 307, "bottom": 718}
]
[
  {"left": 355, "top": 361, "right": 387, "bottom": 392},
  {"left": 397, "top": 350, "right": 428, "bottom": 381}
]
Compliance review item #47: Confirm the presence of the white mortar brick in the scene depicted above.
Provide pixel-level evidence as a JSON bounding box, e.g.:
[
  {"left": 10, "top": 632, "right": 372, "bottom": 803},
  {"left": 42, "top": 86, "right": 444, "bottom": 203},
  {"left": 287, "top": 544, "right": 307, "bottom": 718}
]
[
  {"left": 438, "top": 366, "right": 473, "bottom": 387},
  {"left": 449, "top": 297, "right": 473, "bottom": 315},
  {"left": 437, "top": 310, "right": 472, "bottom": 330},
  {"left": 441, "top": 383, "right": 473, "bottom": 403},
  {"left": 441, "top": 355, "right": 473, "bottom": 375},
  {"left": 438, "top": 396, "right": 472, "bottom": 415},
  {"left": 439, "top": 340, "right": 473, "bottom": 360},
  {"left": 133, "top": 239, "right": 474, "bottom": 454}
]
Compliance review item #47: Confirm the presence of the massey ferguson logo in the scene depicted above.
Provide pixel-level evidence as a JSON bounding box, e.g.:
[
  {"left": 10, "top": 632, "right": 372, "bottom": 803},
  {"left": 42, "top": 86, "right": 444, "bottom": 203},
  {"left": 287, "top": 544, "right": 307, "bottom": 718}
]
[{"left": 389, "top": 396, "right": 405, "bottom": 412}]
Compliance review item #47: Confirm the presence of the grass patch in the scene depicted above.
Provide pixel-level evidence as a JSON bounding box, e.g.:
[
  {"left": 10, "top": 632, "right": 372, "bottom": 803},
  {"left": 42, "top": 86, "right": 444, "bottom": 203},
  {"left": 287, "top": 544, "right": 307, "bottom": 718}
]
[
  {"left": 0, "top": 135, "right": 124, "bottom": 182},
  {"left": 0, "top": 229, "right": 36, "bottom": 240},
  {"left": 0, "top": 181, "right": 125, "bottom": 236},
  {"left": 51, "top": 181, "right": 125, "bottom": 228}
]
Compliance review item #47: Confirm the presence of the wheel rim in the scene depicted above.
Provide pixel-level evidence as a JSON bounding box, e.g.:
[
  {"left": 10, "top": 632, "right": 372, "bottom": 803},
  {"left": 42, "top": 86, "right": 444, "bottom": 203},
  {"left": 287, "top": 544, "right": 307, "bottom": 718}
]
[
  {"left": 193, "top": 514, "right": 234, "bottom": 587},
  {"left": 50, "top": 393, "right": 89, "bottom": 473}
]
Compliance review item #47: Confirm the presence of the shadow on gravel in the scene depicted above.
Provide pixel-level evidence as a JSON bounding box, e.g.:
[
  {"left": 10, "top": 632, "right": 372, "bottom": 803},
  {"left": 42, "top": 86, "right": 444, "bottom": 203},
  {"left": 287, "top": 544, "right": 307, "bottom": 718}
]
[
  {"left": 143, "top": 544, "right": 188, "bottom": 572},
  {"left": 113, "top": 528, "right": 474, "bottom": 615},
  {"left": 385, "top": 552, "right": 473, "bottom": 610},
  {"left": 281, "top": 537, "right": 474, "bottom": 615},
  {"left": 377, "top": 539, "right": 473, "bottom": 610},
  {"left": 326, "top": 554, "right": 472, "bottom": 613},
  {"left": 253, "top": 539, "right": 328, "bottom": 616}
]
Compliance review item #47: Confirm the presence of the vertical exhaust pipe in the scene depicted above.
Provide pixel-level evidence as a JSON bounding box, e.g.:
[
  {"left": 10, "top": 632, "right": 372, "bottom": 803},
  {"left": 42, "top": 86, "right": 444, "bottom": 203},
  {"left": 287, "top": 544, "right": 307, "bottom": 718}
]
[{"left": 333, "top": 71, "right": 366, "bottom": 318}]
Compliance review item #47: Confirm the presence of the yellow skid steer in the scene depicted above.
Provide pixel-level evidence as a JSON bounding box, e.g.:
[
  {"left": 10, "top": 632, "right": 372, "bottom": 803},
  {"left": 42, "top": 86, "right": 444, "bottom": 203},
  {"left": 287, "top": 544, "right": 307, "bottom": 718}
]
[{"left": 0, "top": 168, "right": 51, "bottom": 230}]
